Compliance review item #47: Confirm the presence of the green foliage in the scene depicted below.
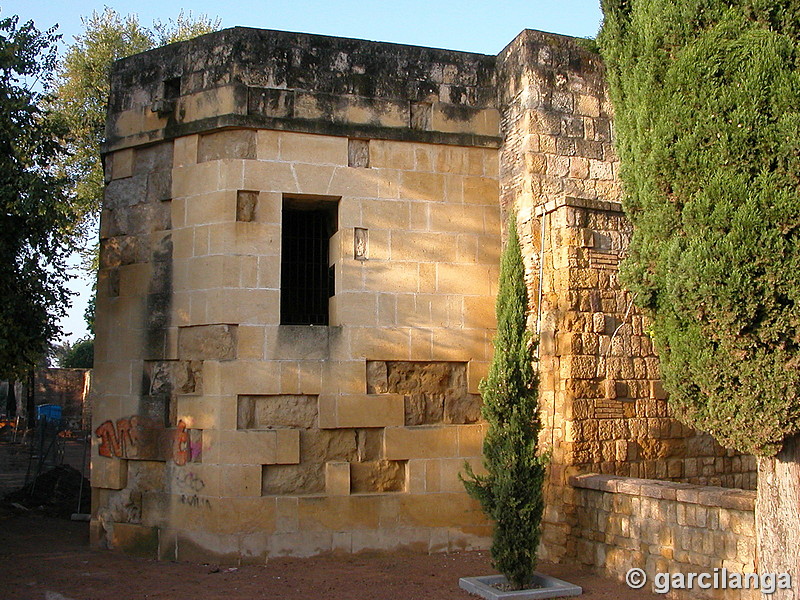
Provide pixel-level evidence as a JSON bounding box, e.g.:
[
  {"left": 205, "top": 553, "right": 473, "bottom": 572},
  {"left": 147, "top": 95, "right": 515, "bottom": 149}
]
[
  {"left": 47, "top": 8, "right": 219, "bottom": 253},
  {"left": 153, "top": 10, "right": 221, "bottom": 46},
  {"left": 461, "top": 217, "right": 547, "bottom": 590},
  {"left": 58, "top": 337, "right": 94, "bottom": 369},
  {"left": 599, "top": 0, "right": 800, "bottom": 456},
  {"left": 0, "top": 16, "right": 77, "bottom": 380}
]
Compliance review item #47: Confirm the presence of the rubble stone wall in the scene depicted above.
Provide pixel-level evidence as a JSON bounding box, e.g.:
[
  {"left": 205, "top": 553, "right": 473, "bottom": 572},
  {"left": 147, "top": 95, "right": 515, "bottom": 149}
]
[
  {"left": 494, "top": 31, "right": 756, "bottom": 563},
  {"left": 569, "top": 474, "right": 758, "bottom": 600}
]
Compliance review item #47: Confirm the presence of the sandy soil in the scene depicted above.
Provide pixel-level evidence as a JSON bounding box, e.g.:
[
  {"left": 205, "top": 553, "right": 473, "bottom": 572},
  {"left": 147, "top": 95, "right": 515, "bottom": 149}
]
[{"left": 0, "top": 509, "right": 663, "bottom": 600}]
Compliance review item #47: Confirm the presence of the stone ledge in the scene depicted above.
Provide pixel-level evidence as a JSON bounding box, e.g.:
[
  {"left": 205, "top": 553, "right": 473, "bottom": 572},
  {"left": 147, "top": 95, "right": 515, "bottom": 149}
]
[
  {"left": 535, "top": 196, "right": 623, "bottom": 216},
  {"left": 104, "top": 108, "right": 502, "bottom": 154},
  {"left": 569, "top": 473, "right": 755, "bottom": 512}
]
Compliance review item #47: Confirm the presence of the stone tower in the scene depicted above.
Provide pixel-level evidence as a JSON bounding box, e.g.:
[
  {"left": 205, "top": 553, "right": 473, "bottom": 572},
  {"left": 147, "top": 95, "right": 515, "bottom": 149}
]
[{"left": 92, "top": 27, "right": 754, "bottom": 563}]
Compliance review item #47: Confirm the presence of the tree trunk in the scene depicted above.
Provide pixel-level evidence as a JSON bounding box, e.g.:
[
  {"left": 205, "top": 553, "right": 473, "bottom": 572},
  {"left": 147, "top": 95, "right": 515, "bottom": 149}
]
[
  {"left": 26, "top": 369, "right": 35, "bottom": 427},
  {"left": 5, "top": 379, "right": 15, "bottom": 416},
  {"left": 757, "top": 433, "right": 800, "bottom": 600}
]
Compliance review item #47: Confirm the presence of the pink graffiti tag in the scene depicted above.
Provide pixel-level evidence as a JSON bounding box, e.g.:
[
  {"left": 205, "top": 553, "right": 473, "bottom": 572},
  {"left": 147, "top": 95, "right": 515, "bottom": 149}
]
[{"left": 173, "top": 420, "right": 190, "bottom": 466}]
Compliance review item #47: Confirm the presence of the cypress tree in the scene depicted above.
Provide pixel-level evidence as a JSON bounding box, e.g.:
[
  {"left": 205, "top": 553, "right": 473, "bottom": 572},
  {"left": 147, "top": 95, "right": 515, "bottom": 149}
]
[
  {"left": 599, "top": 4, "right": 800, "bottom": 590},
  {"left": 461, "top": 216, "right": 547, "bottom": 591},
  {"left": 598, "top": 0, "right": 800, "bottom": 457}
]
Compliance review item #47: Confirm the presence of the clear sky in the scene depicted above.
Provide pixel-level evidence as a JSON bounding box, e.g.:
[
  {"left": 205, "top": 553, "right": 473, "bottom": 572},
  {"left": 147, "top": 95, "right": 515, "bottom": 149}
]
[{"left": 5, "top": 0, "right": 604, "bottom": 344}]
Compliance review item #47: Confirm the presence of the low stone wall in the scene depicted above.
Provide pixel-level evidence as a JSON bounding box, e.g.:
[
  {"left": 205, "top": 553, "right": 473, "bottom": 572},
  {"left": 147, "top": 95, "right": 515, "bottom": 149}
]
[{"left": 567, "top": 474, "right": 758, "bottom": 599}]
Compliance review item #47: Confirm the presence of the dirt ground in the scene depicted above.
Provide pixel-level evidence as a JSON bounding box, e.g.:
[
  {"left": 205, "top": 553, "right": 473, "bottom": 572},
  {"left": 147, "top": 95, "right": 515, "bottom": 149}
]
[
  {"left": 0, "top": 435, "right": 661, "bottom": 600},
  {"left": 0, "top": 509, "right": 665, "bottom": 600}
]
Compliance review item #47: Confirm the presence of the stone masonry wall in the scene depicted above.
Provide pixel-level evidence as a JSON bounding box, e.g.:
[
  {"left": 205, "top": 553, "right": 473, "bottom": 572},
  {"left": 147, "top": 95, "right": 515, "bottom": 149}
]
[
  {"left": 93, "top": 27, "right": 501, "bottom": 562},
  {"left": 94, "top": 25, "right": 758, "bottom": 566},
  {"left": 569, "top": 474, "right": 758, "bottom": 600},
  {"left": 494, "top": 31, "right": 756, "bottom": 564}
]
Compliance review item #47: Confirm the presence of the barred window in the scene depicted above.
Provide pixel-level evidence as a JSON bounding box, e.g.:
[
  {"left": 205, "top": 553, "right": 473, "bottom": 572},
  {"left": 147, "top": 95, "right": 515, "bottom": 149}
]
[{"left": 280, "top": 197, "right": 338, "bottom": 325}]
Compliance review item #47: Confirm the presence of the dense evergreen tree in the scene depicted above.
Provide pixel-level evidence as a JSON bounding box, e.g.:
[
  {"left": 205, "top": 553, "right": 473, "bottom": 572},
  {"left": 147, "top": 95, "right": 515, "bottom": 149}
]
[
  {"left": 462, "top": 217, "right": 547, "bottom": 590},
  {"left": 58, "top": 337, "right": 94, "bottom": 369},
  {"left": 599, "top": 0, "right": 800, "bottom": 457},
  {"left": 600, "top": 3, "right": 800, "bottom": 589}
]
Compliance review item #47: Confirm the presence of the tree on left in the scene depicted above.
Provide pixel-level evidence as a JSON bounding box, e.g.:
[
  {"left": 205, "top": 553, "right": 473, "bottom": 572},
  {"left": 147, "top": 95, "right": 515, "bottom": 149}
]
[{"left": 0, "top": 15, "right": 78, "bottom": 380}]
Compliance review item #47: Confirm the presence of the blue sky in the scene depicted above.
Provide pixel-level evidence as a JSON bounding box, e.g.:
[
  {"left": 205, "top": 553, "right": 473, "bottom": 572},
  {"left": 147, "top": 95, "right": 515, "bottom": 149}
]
[{"left": 5, "top": 0, "right": 604, "bottom": 343}]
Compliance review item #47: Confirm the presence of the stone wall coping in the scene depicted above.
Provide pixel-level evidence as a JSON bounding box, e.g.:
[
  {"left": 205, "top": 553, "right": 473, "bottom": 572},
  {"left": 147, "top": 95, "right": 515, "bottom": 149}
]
[
  {"left": 569, "top": 473, "right": 755, "bottom": 512},
  {"left": 535, "top": 196, "right": 623, "bottom": 217},
  {"left": 103, "top": 112, "right": 503, "bottom": 155}
]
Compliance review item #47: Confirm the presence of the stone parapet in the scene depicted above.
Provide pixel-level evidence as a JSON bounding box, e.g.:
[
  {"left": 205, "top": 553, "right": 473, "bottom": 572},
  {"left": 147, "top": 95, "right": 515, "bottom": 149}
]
[
  {"left": 567, "top": 474, "right": 758, "bottom": 600},
  {"left": 104, "top": 28, "right": 501, "bottom": 153}
]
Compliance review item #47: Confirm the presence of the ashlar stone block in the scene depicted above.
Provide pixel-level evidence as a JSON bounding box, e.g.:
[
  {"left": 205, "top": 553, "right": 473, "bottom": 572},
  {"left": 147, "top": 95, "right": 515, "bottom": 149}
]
[
  {"left": 325, "top": 461, "right": 350, "bottom": 496},
  {"left": 384, "top": 425, "right": 459, "bottom": 460}
]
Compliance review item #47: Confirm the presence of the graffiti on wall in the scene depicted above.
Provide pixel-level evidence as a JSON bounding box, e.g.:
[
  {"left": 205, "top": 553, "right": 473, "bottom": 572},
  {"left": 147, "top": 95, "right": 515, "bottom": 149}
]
[
  {"left": 96, "top": 416, "right": 202, "bottom": 465},
  {"left": 174, "top": 470, "right": 211, "bottom": 508}
]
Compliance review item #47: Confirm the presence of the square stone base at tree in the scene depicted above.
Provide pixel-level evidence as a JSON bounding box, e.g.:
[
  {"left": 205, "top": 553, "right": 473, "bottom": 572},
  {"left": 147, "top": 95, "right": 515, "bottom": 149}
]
[{"left": 459, "top": 574, "right": 582, "bottom": 599}]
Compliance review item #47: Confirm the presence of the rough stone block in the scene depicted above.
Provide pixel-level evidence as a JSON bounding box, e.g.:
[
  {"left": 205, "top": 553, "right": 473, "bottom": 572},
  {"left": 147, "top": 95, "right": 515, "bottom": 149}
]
[
  {"left": 350, "top": 460, "right": 406, "bottom": 493},
  {"left": 348, "top": 138, "right": 370, "bottom": 168},
  {"left": 263, "top": 463, "right": 324, "bottom": 496},
  {"left": 404, "top": 393, "right": 443, "bottom": 425},
  {"left": 178, "top": 324, "right": 237, "bottom": 360},
  {"left": 198, "top": 129, "right": 256, "bottom": 163},
  {"left": 236, "top": 190, "right": 258, "bottom": 222},
  {"left": 365, "top": 361, "right": 388, "bottom": 394},
  {"left": 237, "top": 394, "right": 318, "bottom": 429}
]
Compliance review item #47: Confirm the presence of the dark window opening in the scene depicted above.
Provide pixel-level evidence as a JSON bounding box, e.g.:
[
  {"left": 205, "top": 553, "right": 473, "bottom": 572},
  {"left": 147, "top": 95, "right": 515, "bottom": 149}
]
[
  {"left": 281, "top": 198, "right": 338, "bottom": 325},
  {"left": 163, "top": 77, "right": 181, "bottom": 100}
]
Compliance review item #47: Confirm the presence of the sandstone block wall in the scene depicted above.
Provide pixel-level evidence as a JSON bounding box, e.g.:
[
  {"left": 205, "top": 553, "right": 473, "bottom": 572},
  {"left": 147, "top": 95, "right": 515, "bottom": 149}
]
[
  {"left": 93, "top": 28, "right": 500, "bottom": 562},
  {"left": 569, "top": 474, "right": 758, "bottom": 600}
]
